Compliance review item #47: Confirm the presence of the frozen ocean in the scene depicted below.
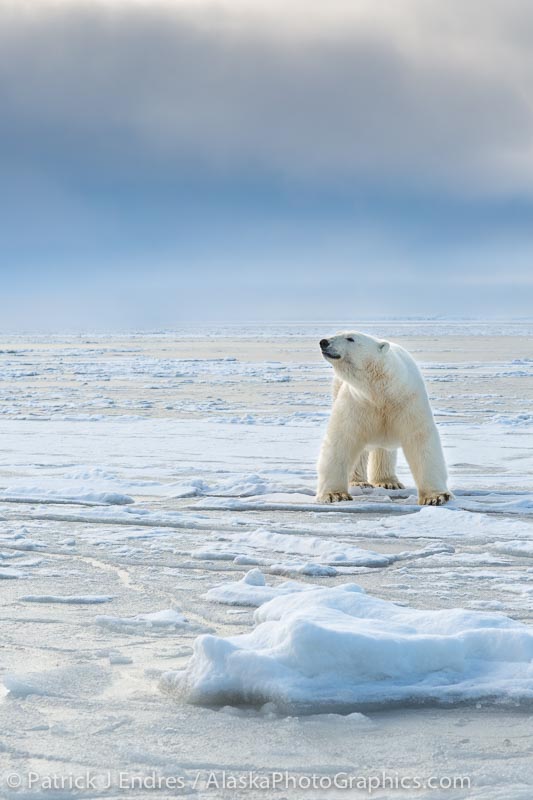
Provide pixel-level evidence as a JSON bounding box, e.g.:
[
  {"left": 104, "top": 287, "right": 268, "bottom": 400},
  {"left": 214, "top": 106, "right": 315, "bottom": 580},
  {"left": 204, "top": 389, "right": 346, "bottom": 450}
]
[{"left": 1, "top": 320, "right": 533, "bottom": 798}]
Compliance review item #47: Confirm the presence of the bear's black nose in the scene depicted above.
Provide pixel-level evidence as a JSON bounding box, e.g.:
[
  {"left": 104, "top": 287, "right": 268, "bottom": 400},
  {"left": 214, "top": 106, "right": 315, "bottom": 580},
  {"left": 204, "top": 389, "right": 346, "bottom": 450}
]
[{"left": 320, "top": 339, "right": 329, "bottom": 350}]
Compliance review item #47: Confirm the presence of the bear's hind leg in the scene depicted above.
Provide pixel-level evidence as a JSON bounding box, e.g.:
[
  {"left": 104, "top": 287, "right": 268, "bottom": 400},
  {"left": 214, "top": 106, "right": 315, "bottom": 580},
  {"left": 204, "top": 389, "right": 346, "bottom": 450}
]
[
  {"left": 401, "top": 428, "right": 452, "bottom": 506},
  {"left": 367, "top": 448, "right": 405, "bottom": 490},
  {"left": 349, "top": 450, "right": 372, "bottom": 488}
]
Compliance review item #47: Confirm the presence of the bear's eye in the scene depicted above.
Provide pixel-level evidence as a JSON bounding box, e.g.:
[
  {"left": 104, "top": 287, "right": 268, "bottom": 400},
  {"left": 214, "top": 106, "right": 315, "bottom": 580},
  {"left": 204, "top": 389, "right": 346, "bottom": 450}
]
[{"left": 346, "top": 337, "right": 354, "bottom": 342}]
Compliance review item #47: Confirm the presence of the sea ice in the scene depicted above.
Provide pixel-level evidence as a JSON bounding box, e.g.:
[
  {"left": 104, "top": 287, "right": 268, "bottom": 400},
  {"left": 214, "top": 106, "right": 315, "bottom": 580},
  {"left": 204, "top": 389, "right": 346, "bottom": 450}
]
[
  {"left": 95, "top": 608, "right": 193, "bottom": 632},
  {"left": 166, "top": 583, "right": 533, "bottom": 713},
  {"left": 204, "top": 569, "right": 315, "bottom": 606},
  {"left": 20, "top": 594, "right": 114, "bottom": 604},
  {"left": 203, "top": 528, "right": 392, "bottom": 567}
]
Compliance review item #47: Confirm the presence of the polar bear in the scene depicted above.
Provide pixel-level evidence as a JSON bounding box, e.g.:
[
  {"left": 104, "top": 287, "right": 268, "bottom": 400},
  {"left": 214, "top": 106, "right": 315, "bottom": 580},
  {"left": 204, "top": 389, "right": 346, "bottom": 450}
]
[{"left": 316, "top": 331, "right": 452, "bottom": 506}]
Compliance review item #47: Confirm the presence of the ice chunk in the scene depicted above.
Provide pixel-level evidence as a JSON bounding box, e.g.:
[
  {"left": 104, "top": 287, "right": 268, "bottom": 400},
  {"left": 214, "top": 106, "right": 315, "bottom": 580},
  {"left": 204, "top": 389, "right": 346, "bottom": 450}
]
[{"left": 165, "top": 583, "right": 533, "bottom": 713}]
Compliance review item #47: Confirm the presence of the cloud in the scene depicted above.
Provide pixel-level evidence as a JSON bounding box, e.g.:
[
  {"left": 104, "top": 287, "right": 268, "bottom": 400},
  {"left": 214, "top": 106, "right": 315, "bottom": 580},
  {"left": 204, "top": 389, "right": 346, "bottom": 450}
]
[
  {"left": 1, "top": 0, "right": 533, "bottom": 327},
  {"left": 2, "top": 0, "right": 533, "bottom": 194}
]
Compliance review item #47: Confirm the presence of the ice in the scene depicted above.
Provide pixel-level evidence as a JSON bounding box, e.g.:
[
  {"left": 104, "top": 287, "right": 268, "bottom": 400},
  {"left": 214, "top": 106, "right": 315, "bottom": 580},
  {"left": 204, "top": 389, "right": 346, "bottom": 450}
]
[
  {"left": 493, "top": 413, "right": 533, "bottom": 426},
  {"left": 195, "top": 494, "right": 419, "bottom": 513},
  {"left": 4, "top": 664, "right": 110, "bottom": 698},
  {"left": 324, "top": 505, "right": 533, "bottom": 540},
  {"left": 269, "top": 562, "right": 338, "bottom": 576},
  {"left": 0, "top": 566, "right": 24, "bottom": 579},
  {"left": 20, "top": 594, "right": 114, "bottom": 604},
  {"left": 109, "top": 652, "right": 134, "bottom": 665},
  {"left": 167, "top": 583, "right": 533, "bottom": 713},
  {"left": 95, "top": 608, "right": 195, "bottom": 632},
  {"left": 1, "top": 327, "right": 532, "bottom": 797},
  {"left": 204, "top": 569, "right": 315, "bottom": 606},
  {"left": 2, "top": 537, "right": 47, "bottom": 550},
  {"left": 0, "top": 486, "right": 133, "bottom": 505},
  {"left": 492, "top": 541, "right": 533, "bottom": 557},
  {"left": 192, "top": 549, "right": 242, "bottom": 561},
  {"left": 195, "top": 528, "right": 392, "bottom": 567}
]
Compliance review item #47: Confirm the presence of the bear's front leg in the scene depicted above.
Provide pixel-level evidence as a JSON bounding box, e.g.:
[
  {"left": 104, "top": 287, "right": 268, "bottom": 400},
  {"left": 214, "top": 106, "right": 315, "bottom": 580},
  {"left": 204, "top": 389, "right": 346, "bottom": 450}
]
[
  {"left": 316, "top": 397, "right": 366, "bottom": 503},
  {"left": 401, "top": 426, "right": 452, "bottom": 506}
]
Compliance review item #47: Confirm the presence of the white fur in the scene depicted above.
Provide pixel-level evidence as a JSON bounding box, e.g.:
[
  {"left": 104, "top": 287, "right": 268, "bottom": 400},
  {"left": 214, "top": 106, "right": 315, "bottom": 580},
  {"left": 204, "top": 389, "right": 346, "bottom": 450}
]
[{"left": 316, "top": 331, "right": 452, "bottom": 506}]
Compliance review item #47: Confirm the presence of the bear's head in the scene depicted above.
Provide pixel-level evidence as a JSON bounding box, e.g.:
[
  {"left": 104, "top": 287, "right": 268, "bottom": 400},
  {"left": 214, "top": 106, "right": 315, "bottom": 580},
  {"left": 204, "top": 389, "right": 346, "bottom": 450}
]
[{"left": 319, "top": 331, "right": 390, "bottom": 384}]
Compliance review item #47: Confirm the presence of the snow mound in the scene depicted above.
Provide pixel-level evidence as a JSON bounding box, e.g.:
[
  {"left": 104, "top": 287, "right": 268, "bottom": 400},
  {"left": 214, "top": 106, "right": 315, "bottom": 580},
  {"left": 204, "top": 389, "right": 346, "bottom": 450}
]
[
  {"left": 164, "top": 584, "right": 533, "bottom": 713},
  {"left": 204, "top": 569, "right": 314, "bottom": 607}
]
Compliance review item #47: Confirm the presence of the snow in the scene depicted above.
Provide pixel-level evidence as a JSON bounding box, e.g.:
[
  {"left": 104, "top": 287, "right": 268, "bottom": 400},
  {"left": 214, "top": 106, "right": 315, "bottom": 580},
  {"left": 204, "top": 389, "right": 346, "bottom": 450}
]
[
  {"left": 0, "top": 486, "right": 133, "bottom": 505},
  {"left": 108, "top": 652, "right": 133, "bottom": 665},
  {"left": 1, "top": 326, "right": 532, "bottom": 798},
  {"left": 204, "top": 569, "right": 315, "bottom": 606},
  {"left": 95, "top": 608, "right": 196, "bottom": 632},
  {"left": 165, "top": 582, "right": 533, "bottom": 712},
  {"left": 4, "top": 664, "right": 109, "bottom": 698},
  {"left": 195, "top": 494, "right": 419, "bottom": 513},
  {"left": 194, "top": 528, "right": 392, "bottom": 567},
  {"left": 269, "top": 562, "right": 339, "bottom": 576},
  {"left": 20, "top": 594, "right": 114, "bottom": 604},
  {"left": 492, "top": 541, "right": 533, "bottom": 558},
  {"left": 0, "top": 566, "right": 24, "bottom": 579}
]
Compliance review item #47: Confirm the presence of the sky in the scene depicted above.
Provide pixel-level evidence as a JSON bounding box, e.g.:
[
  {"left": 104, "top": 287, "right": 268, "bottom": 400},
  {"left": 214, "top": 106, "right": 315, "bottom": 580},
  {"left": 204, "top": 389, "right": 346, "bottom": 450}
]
[{"left": 1, "top": 0, "right": 533, "bottom": 329}]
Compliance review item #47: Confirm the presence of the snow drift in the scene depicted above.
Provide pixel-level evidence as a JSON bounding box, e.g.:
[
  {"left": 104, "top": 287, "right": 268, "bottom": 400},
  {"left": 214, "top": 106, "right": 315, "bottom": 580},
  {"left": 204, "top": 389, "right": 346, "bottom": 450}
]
[{"left": 163, "top": 583, "right": 533, "bottom": 713}]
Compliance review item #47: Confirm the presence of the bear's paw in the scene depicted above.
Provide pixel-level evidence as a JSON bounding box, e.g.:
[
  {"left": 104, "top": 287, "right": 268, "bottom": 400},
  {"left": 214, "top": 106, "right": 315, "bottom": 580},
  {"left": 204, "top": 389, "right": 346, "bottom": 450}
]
[
  {"left": 316, "top": 491, "right": 353, "bottom": 504},
  {"left": 373, "top": 480, "right": 405, "bottom": 490},
  {"left": 419, "top": 490, "right": 452, "bottom": 506},
  {"left": 349, "top": 478, "right": 373, "bottom": 489}
]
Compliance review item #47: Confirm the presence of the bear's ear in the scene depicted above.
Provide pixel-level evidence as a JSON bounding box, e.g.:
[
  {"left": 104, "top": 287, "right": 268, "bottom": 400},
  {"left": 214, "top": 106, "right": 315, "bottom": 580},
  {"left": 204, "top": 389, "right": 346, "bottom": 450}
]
[{"left": 378, "top": 341, "right": 390, "bottom": 353}]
